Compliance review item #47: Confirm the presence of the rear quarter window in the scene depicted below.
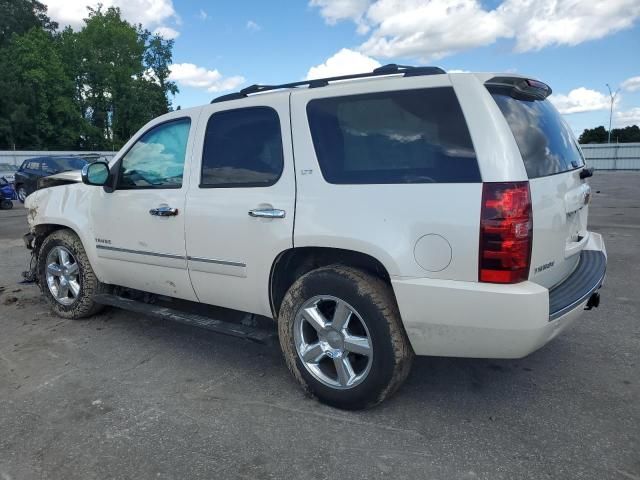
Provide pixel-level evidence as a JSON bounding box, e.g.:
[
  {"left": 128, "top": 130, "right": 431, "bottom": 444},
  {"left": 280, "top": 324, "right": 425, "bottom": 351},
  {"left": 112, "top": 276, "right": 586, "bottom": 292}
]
[
  {"left": 306, "top": 87, "right": 480, "bottom": 184},
  {"left": 490, "top": 91, "right": 585, "bottom": 178}
]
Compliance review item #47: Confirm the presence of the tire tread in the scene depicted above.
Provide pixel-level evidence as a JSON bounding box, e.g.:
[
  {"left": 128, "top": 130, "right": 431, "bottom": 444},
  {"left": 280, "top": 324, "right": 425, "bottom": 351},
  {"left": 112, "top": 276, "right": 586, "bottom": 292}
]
[
  {"left": 38, "top": 229, "right": 107, "bottom": 319},
  {"left": 278, "top": 265, "right": 414, "bottom": 409}
]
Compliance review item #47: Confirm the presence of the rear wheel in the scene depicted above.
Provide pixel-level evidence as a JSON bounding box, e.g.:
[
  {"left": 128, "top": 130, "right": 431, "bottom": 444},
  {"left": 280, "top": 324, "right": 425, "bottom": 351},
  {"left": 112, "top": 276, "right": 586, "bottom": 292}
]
[
  {"left": 278, "top": 265, "right": 414, "bottom": 410},
  {"left": 0, "top": 199, "right": 12, "bottom": 209},
  {"left": 38, "top": 229, "right": 107, "bottom": 319}
]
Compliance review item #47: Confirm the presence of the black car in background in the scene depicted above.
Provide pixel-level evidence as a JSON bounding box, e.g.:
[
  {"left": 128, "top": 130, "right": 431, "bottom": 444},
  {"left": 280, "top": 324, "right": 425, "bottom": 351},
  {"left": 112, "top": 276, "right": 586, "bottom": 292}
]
[{"left": 14, "top": 156, "right": 89, "bottom": 202}]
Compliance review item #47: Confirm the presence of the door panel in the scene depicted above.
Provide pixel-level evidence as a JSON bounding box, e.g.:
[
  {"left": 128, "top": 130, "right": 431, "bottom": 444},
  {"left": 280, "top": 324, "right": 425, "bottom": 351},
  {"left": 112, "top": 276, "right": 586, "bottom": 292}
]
[
  {"left": 91, "top": 114, "right": 199, "bottom": 300},
  {"left": 185, "top": 94, "right": 295, "bottom": 317}
]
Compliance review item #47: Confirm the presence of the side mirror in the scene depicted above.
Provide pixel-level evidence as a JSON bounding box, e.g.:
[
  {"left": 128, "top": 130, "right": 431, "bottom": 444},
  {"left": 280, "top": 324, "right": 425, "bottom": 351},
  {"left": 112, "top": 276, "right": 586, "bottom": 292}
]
[{"left": 82, "top": 161, "right": 110, "bottom": 186}]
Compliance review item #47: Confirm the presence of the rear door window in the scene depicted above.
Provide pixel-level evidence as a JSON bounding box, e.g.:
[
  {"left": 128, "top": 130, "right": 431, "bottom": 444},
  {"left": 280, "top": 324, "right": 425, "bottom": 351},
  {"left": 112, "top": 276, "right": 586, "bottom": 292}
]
[
  {"left": 490, "top": 92, "right": 584, "bottom": 178},
  {"left": 200, "top": 107, "right": 284, "bottom": 188},
  {"left": 306, "top": 87, "right": 480, "bottom": 184}
]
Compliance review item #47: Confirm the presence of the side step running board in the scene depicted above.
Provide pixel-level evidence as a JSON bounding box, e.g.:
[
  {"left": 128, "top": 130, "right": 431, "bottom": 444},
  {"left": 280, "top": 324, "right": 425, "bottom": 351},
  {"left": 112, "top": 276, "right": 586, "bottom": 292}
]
[{"left": 93, "top": 294, "right": 277, "bottom": 345}]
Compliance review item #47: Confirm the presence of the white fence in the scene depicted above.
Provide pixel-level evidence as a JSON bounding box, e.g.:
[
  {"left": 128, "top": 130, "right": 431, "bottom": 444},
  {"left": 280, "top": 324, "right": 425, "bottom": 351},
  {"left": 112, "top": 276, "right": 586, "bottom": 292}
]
[
  {"left": 580, "top": 143, "right": 640, "bottom": 170},
  {"left": 0, "top": 150, "right": 117, "bottom": 167}
]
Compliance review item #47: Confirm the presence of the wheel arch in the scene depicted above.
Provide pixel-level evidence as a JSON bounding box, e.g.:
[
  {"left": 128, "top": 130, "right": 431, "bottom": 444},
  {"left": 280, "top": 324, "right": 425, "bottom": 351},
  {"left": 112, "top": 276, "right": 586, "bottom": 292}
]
[
  {"left": 31, "top": 223, "right": 105, "bottom": 284},
  {"left": 269, "top": 246, "right": 393, "bottom": 318}
]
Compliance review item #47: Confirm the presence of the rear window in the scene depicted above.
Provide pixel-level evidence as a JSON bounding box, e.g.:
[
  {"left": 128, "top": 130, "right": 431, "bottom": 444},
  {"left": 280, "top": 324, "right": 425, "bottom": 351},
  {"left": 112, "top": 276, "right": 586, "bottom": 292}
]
[
  {"left": 306, "top": 88, "right": 480, "bottom": 184},
  {"left": 490, "top": 92, "right": 585, "bottom": 178},
  {"left": 51, "top": 157, "right": 87, "bottom": 172}
]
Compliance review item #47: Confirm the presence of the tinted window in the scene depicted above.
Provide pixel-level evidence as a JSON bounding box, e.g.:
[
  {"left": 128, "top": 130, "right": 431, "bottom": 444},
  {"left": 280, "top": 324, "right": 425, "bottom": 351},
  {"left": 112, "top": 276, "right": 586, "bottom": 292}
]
[
  {"left": 118, "top": 118, "right": 191, "bottom": 189},
  {"left": 201, "top": 107, "right": 283, "bottom": 188},
  {"left": 306, "top": 88, "right": 480, "bottom": 184},
  {"left": 41, "top": 159, "right": 57, "bottom": 174},
  {"left": 50, "top": 157, "right": 87, "bottom": 172},
  {"left": 25, "top": 160, "right": 41, "bottom": 171},
  {"left": 490, "top": 92, "right": 584, "bottom": 178}
]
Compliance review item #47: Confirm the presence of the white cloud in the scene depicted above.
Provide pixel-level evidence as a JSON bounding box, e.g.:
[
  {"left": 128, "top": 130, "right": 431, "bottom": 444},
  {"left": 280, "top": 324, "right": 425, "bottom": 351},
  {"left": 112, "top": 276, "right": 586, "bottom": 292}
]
[
  {"left": 614, "top": 108, "right": 640, "bottom": 127},
  {"left": 153, "top": 26, "right": 179, "bottom": 39},
  {"left": 305, "top": 48, "right": 381, "bottom": 80},
  {"left": 549, "top": 88, "right": 613, "bottom": 115},
  {"left": 310, "top": 0, "right": 640, "bottom": 61},
  {"left": 621, "top": 76, "right": 640, "bottom": 92},
  {"left": 168, "top": 63, "right": 245, "bottom": 92},
  {"left": 198, "top": 9, "right": 208, "bottom": 21},
  {"left": 246, "top": 20, "right": 261, "bottom": 31},
  {"left": 310, "top": 0, "right": 371, "bottom": 32},
  {"left": 500, "top": 0, "right": 640, "bottom": 53},
  {"left": 361, "top": 0, "right": 508, "bottom": 60},
  {"left": 41, "top": 0, "right": 178, "bottom": 30}
]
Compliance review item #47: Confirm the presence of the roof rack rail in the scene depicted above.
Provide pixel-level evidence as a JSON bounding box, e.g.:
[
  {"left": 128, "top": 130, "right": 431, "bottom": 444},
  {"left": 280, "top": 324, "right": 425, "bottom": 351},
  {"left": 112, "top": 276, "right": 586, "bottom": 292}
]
[{"left": 211, "top": 64, "right": 445, "bottom": 103}]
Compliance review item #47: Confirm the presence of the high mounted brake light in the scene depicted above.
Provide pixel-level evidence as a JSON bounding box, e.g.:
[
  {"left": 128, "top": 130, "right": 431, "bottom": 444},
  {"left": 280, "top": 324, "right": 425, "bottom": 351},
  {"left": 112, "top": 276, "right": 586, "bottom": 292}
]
[
  {"left": 479, "top": 182, "right": 533, "bottom": 283},
  {"left": 485, "top": 76, "right": 552, "bottom": 100}
]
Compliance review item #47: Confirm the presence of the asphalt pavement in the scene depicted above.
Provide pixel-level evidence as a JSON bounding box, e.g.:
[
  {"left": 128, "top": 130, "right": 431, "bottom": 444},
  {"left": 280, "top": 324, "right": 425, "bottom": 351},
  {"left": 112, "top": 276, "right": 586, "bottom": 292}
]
[{"left": 0, "top": 172, "right": 638, "bottom": 480}]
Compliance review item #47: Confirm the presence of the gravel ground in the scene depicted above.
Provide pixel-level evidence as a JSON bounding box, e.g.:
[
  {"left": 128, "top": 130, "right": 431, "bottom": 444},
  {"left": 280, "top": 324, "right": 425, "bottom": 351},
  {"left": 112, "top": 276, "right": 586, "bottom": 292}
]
[{"left": 0, "top": 171, "right": 638, "bottom": 480}]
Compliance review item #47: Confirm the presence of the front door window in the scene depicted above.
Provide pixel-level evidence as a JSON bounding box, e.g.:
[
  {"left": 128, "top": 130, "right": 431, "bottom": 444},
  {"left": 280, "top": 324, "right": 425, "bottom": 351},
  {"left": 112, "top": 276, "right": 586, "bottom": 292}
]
[{"left": 118, "top": 118, "right": 191, "bottom": 189}]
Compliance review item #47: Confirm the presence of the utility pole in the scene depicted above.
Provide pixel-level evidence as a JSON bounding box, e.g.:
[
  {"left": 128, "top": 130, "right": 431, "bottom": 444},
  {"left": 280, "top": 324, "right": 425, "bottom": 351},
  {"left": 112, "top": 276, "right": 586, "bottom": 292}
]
[{"left": 606, "top": 83, "right": 620, "bottom": 144}]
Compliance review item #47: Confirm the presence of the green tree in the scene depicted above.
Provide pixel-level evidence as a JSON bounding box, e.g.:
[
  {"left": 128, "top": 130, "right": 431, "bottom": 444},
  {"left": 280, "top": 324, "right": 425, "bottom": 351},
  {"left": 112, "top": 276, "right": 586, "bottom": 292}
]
[
  {"left": 579, "top": 125, "right": 640, "bottom": 144},
  {"left": 0, "top": 27, "right": 82, "bottom": 149},
  {"left": 578, "top": 126, "right": 608, "bottom": 144},
  {"left": 0, "top": 1, "right": 178, "bottom": 150},
  {"left": 0, "top": 0, "right": 56, "bottom": 46},
  {"left": 61, "top": 6, "right": 179, "bottom": 149}
]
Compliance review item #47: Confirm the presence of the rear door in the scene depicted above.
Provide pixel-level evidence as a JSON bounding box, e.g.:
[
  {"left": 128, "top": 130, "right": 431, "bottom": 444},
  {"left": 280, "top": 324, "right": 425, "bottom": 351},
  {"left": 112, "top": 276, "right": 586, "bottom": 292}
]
[
  {"left": 489, "top": 90, "right": 590, "bottom": 288},
  {"left": 184, "top": 93, "right": 295, "bottom": 317}
]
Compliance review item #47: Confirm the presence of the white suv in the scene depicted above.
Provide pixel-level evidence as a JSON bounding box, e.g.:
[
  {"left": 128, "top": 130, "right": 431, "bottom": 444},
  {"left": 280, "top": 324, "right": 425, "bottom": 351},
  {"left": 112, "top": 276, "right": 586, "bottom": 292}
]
[{"left": 24, "top": 65, "right": 606, "bottom": 409}]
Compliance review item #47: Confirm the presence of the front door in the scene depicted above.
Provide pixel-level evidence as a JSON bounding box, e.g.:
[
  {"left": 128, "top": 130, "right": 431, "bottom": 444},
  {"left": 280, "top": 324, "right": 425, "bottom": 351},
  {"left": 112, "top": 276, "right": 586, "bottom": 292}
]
[
  {"left": 91, "top": 115, "right": 199, "bottom": 301},
  {"left": 185, "top": 94, "right": 295, "bottom": 317}
]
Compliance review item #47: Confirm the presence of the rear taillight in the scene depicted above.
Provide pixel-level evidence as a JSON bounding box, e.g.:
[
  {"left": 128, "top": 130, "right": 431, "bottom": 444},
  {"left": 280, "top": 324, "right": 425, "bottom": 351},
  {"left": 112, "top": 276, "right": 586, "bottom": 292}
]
[{"left": 479, "top": 182, "right": 532, "bottom": 283}]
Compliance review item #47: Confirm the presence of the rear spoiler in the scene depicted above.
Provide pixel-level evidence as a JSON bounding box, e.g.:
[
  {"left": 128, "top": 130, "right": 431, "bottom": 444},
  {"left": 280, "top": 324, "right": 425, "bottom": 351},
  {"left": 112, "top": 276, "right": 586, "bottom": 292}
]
[{"left": 485, "top": 76, "right": 552, "bottom": 100}]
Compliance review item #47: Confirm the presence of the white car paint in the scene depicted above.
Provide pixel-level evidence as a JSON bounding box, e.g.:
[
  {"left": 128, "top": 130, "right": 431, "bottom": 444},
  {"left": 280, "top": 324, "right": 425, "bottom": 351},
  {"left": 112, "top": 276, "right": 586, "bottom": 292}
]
[
  {"left": 26, "top": 71, "right": 606, "bottom": 359},
  {"left": 184, "top": 92, "right": 296, "bottom": 316}
]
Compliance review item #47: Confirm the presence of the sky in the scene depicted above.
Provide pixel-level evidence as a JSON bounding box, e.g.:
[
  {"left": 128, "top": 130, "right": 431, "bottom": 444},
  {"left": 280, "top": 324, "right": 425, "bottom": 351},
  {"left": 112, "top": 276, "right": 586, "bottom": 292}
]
[{"left": 40, "top": 0, "right": 640, "bottom": 136}]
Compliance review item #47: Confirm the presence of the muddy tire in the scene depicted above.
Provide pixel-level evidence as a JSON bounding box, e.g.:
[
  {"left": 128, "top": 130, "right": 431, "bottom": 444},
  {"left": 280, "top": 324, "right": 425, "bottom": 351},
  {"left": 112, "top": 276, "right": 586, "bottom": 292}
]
[
  {"left": 278, "top": 265, "right": 414, "bottom": 410},
  {"left": 38, "top": 229, "right": 107, "bottom": 319}
]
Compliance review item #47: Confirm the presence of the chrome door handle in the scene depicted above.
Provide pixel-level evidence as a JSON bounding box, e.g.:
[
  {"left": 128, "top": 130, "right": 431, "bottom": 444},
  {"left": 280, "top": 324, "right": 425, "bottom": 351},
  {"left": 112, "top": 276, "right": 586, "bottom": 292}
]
[
  {"left": 248, "top": 208, "right": 286, "bottom": 219},
  {"left": 149, "top": 206, "right": 179, "bottom": 216}
]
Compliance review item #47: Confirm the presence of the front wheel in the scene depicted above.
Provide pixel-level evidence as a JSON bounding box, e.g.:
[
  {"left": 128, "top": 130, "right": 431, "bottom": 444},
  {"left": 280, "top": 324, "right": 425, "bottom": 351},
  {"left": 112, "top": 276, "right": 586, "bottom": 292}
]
[
  {"left": 278, "top": 265, "right": 414, "bottom": 410},
  {"left": 16, "top": 185, "right": 27, "bottom": 203},
  {"left": 38, "top": 229, "right": 107, "bottom": 319}
]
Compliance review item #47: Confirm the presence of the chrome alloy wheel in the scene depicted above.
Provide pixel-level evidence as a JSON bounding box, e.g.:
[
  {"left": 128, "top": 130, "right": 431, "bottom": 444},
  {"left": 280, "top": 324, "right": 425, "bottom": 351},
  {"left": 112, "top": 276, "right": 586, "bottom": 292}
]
[
  {"left": 294, "top": 295, "right": 373, "bottom": 389},
  {"left": 45, "top": 246, "right": 80, "bottom": 306}
]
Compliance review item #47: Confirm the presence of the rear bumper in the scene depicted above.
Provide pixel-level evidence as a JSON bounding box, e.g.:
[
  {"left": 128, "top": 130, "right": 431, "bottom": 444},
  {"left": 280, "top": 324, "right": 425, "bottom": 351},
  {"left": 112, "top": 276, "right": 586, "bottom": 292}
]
[{"left": 392, "top": 232, "right": 606, "bottom": 359}]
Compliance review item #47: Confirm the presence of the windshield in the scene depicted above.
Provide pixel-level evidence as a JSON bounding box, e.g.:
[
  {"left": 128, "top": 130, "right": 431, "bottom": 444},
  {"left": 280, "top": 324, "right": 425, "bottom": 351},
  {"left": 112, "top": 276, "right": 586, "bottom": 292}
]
[{"left": 490, "top": 91, "right": 585, "bottom": 178}]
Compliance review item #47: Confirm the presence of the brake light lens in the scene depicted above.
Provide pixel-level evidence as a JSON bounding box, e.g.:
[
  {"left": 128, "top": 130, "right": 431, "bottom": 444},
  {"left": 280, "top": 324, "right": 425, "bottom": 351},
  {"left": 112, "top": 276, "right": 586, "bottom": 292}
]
[{"left": 479, "top": 182, "right": 532, "bottom": 283}]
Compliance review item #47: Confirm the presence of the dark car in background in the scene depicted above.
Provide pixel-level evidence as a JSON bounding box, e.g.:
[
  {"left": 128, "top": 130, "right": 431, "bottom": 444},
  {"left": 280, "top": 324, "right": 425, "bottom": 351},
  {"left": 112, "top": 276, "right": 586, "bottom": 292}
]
[{"left": 14, "top": 156, "right": 89, "bottom": 202}]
